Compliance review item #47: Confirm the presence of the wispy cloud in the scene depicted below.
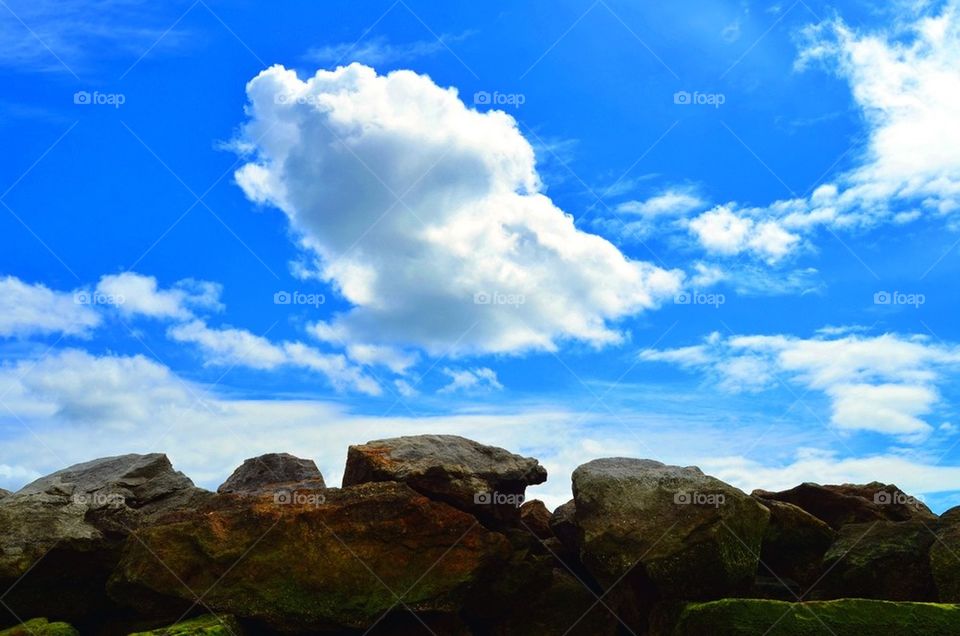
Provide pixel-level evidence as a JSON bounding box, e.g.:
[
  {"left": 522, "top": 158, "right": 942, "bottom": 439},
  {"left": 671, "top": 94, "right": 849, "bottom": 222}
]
[{"left": 304, "top": 32, "right": 474, "bottom": 67}]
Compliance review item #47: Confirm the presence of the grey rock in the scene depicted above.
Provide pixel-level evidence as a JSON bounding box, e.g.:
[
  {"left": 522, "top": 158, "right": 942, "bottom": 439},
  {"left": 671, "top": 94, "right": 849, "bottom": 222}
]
[
  {"left": 218, "top": 452, "right": 325, "bottom": 495},
  {"left": 572, "top": 458, "right": 769, "bottom": 600},
  {"left": 342, "top": 434, "right": 546, "bottom": 523},
  {"left": 549, "top": 499, "right": 579, "bottom": 553},
  {"left": 0, "top": 454, "right": 209, "bottom": 623},
  {"left": 819, "top": 520, "right": 938, "bottom": 601},
  {"left": 755, "top": 498, "right": 835, "bottom": 588}
]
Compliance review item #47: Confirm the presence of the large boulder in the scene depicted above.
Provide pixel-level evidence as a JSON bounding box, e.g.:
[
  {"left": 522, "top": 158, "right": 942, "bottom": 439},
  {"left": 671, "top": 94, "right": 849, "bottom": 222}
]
[
  {"left": 930, "top": 518, "right": 960, "bottom": 601},
  {"left": 756, "top": 498, "right": 835, "bottom": 588},
  {"left": 108, "top": 481, "right": 511, "bottom": 631},
  {"left": 753, "top": 482, "right": 935, "bottom": 530},
  {"left": 666, "top": 598, "right": 960, "bottom": 636},
  {"left": 549, "top": 499, "right": 580, "bottom": 554},
  {"left": 818, "top": 520, "right": 938, "bottom": 601},
  {"left": 572, "top": 458, "right": 770, "bottom": 600},
  {"left": 519, "top": 500, "right": 553, "bottom": 540},
  {"left": 217, "top": 452, "right": 325, "bottom": 494},
  {"left": 342, "top": 435, "right": 546, "bottom": 524},
  {"left": 0, "top": 455, "right": 209, "bottom": 627}
]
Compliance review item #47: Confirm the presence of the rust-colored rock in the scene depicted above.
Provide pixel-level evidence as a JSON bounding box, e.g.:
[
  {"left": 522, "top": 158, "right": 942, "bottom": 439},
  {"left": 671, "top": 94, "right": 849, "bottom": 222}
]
[{"left": 108, "top": 482, "right": 511, "bottom": 631}]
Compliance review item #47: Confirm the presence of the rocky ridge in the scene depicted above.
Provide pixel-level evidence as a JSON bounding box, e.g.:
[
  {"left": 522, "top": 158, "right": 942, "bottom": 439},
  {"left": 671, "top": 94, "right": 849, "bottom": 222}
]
[{"left": 0, "top": 435, "right": 958, "bottom": 635}]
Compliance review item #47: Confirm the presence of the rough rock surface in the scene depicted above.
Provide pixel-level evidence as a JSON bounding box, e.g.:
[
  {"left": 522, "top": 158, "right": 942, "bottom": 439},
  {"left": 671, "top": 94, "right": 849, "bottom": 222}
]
[
  {"left": 667, "top": 598, "right": 960, "bottom": 636},
  {"left": 519, "top": 500, "right": 553, "bottom": 539},
  {"left": 549, "top": 499, "right": 580, "bottom": 554},
  {"left": 342, "top": 435, "right": 546, "bottom": 523},
  {"left": 0, "top": 454, "right": 210, "bottom": 626},
  {"left": 818, "top": 520, "right": 938, "bottom": 601},
  {"left": 756, "top": 498, "right": 835, "bottom": 588},
  {"left": 753, "top": 482, "right": 936, "bottom": 530},
  {"left": 572, "top": 458, "right": 770, "bottom": 600},
  {"left": 0, "top": 489, "right": 10, "bottom": 500},
  {"left": 108, "top": 481, "right": 511, "bottom": 631},
  {"left": 217, "top": 453, "right": 325, "bottom": 494},
  {"left": 929, "top": 518, "right": 960, "bottom": 601}
]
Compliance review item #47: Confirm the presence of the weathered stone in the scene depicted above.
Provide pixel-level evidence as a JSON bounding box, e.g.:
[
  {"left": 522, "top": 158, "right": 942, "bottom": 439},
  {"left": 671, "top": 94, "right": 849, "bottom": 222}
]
[
  {"left": 0, "top": 455, "right": 210, "bottom": 627},
  {"left": 217, "top": 453, "right": 325, "bottom": 495},
  {"left": 342, "top": 435, "right": 546, "bottom": 524},
  {"left": 755, "top": 498, "right": 835, "bottom": 588},
  {"left": 572, "top": 458, "right": 769, "bottom": 600},
  {"left": 0, "top": 489, "right": 11, "bottom": 500},
  {"left": 519, "top": 500, "right": 553, "bottom": 540},
  {"left": 818, "top": 520, "right": 938, "bottom": 601},
  {"left": 667, "top": 598, "right": 960, "bottom": 636},
  {"left": 930, "top": 518, "right": 960, "bottom": 601},
  {"left": 108, "top": 482, "right": 511, "bottom": 631},
  {"left": 753, "top": 482, "right": 935, "bottom": 530},
  {"left": 549, "top": 499, "right": 580, "bottom": 554}
]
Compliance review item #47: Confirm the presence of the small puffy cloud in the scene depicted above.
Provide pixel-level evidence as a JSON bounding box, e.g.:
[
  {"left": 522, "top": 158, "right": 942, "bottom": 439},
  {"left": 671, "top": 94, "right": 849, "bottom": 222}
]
[
  {"left": 617, "top": 188, "right": 705, "bottom": 217},
  {"left": 96, "top": 272, "right": 222, "bottom": 320},
  {"left": 234, "top": 63, "right": 682, "bottom": 356},
  {"left": 641, "top": 331, "right": 960, "bottom": 440},
  {"left": 168, "top": 319, "right": 380, "bottom": 395},
  {"left": 438, "top": 367, "right": 503, "bottom": 393},
  {"left": 0, "top": 275, "right": 101, "bottom": 338},
  {"left": 688, "top": 206, "right": 800, "bottom": 263}
]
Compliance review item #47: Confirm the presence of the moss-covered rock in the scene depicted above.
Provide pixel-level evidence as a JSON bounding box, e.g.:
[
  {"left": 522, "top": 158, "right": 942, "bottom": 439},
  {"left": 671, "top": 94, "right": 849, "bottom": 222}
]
[
  {"left": 668, "top": 598, "right": 960, "bottom": 635},
  {"left": 572, "top": 458, "right": 769, "bottom": 600},
  {"left": 819, "top": 520, "right": 937, "bottom": 600},
  {"left": 128, "top": 614, "right": 242, "bottom": 635},
  {"left": 108, "top": 482, "right": 511, "bottom": 631},
  {"left": 0, "top": 618, "right": 78, "bottom": 636}
]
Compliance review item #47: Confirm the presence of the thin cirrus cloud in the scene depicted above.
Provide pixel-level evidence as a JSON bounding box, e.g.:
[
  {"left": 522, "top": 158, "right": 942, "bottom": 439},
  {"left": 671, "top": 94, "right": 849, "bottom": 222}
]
[
  {"left": 640, "top": 331, "right": 960, "bottom": 441},
  {"left": 303, "top": 33, "right": 474, "bottom": 67},
  {"left": 686, "top": 1, "right": 960, "bottom": 261},
  {"left": 233, "top": 63, "right": 684, "bottom": 357}
]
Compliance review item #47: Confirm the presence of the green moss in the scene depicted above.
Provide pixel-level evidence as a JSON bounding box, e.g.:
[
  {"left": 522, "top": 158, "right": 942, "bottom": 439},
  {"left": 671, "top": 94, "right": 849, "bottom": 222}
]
[
  {"left": 670, "top": 598, "right": 960, "bottom": 635},
  {"left": 0, "top": 619, "right": 79, "bottom": 636},
  {"left": 128, "top": 614, "right": 242, "bottom": 635}
]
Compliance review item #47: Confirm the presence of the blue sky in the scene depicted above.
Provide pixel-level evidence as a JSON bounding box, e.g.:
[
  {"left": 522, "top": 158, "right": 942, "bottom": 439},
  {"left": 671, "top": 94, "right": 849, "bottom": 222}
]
[{"left": 2, "top": 0, "right": 960, "bottom": 510}]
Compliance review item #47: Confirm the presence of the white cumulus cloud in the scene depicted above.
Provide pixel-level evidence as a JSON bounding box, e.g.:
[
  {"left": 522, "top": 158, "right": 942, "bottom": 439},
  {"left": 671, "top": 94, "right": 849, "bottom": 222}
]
[
  {"left": 641, "top": 331, "right": 960, "bottom": 440},
  {"left": 233, "top": 63, "right": 682, "bottom": 357},
  {"left": 0, "top": 275, "right": 101, "bottom": 338}
]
